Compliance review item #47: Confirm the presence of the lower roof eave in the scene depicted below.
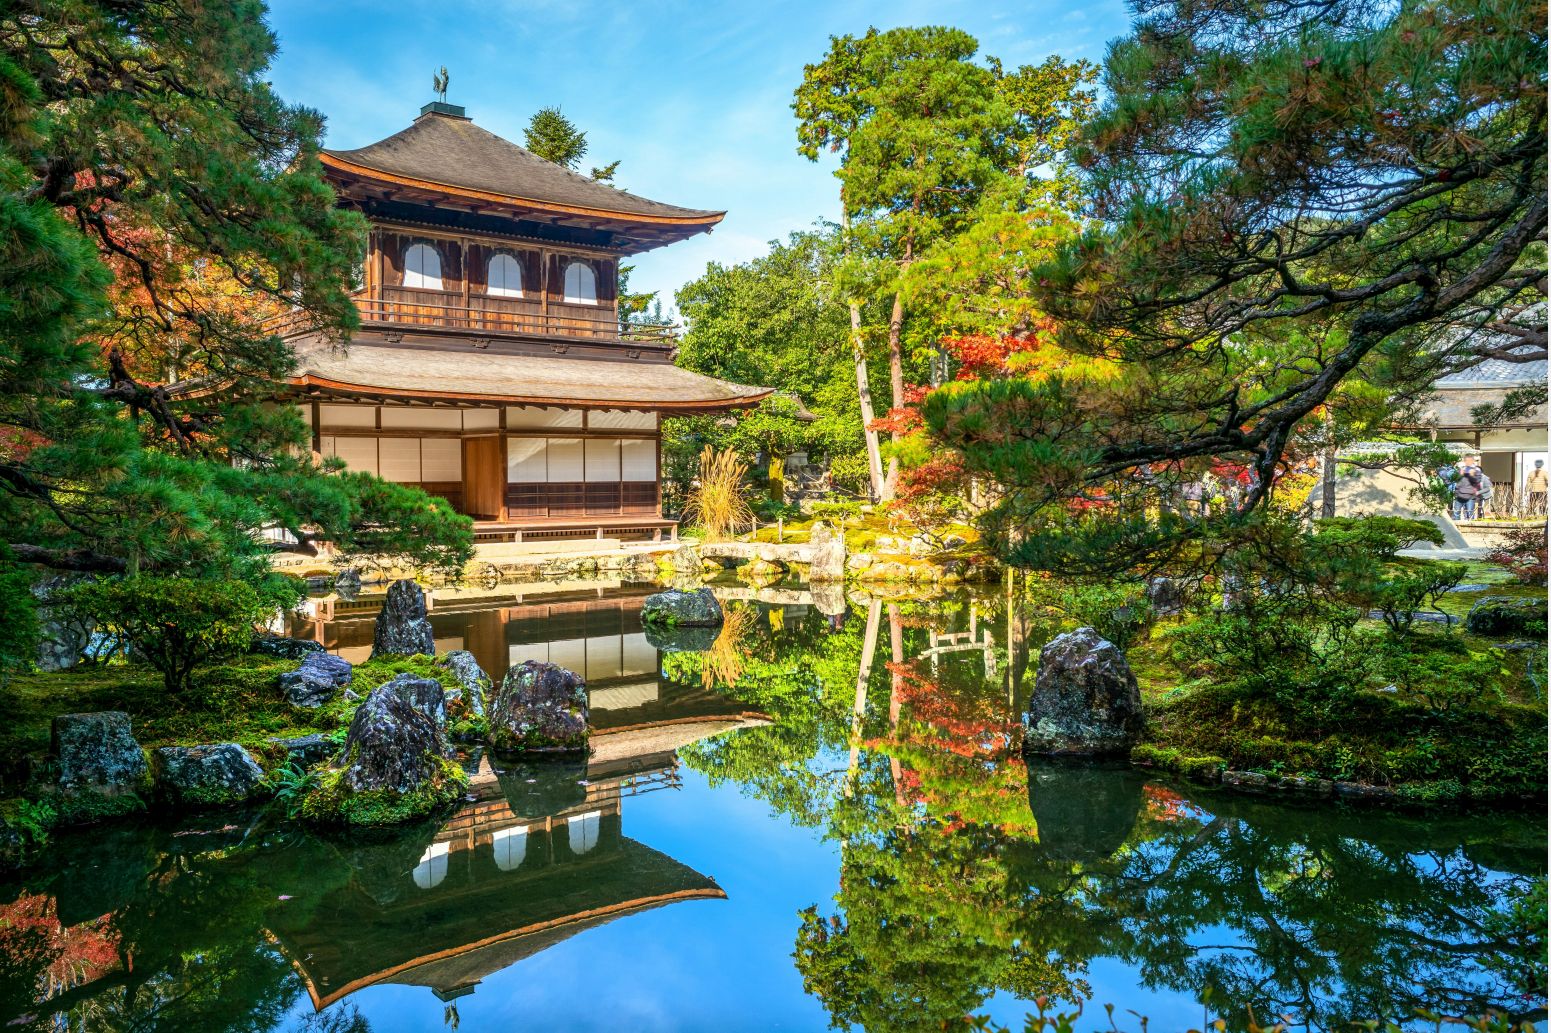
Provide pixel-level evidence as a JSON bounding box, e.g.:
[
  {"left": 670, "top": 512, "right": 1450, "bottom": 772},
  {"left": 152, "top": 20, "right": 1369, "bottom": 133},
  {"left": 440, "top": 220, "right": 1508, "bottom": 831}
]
[{"left": 284, "top": 374, "right": 772, "bottom": 414}]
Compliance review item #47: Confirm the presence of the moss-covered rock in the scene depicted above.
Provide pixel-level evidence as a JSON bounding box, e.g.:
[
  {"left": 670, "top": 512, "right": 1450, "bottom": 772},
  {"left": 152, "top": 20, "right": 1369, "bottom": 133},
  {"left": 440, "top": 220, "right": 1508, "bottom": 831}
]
[
  {"left": 1464, "top": 596, "right": 1548, "bottom": 636},
  {"left": 152, "top": 743, "right": 266, "bottom": 810},
  {"left": 302, "top": 755, "right": 465, "bottom": 828},
  {"left": 434, "top": 650, "right": 491, "bottom": 719},
  {"left": 39, "top": 711, "right": 150, "bottom": 826},
  {"left": 641, "top": 587, "right": 723, "bottom": 627},
  {"left": 300, "top": 684, "right": 465, "bottom": 829},
  {"left": 488, "top": 661, "right": 589, "bottom": 754}
]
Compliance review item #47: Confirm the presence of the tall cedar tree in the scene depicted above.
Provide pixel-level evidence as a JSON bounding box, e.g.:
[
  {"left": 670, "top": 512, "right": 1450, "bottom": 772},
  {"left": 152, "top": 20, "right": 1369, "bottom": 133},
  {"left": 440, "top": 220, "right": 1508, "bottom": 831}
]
[
  {"left": 0, "top": 0, "right": 473, "bottom": 581},
  {"left": 924, "top": 0, "right": 1547, "bottom": 572},
  {"left": 794, "top": 28, "right": 1096, "bottom": 500}
]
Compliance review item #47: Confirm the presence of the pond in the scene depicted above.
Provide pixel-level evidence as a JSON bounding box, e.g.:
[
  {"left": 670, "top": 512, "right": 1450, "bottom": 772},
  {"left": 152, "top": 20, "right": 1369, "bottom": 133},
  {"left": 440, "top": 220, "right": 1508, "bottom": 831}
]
[{"left": 1, "top": 582, "right": 1544, "bottom": 1032}]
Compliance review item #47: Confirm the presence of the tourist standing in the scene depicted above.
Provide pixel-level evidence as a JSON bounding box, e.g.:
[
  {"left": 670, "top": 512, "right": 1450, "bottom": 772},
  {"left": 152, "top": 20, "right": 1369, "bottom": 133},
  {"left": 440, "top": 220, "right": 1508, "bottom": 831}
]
[
  {"left": 1527, "top": 460, "right": 1548, "bottom": 516},
  {"left": 1452, "top": 466, "right": 1481, "bottom": 521}
]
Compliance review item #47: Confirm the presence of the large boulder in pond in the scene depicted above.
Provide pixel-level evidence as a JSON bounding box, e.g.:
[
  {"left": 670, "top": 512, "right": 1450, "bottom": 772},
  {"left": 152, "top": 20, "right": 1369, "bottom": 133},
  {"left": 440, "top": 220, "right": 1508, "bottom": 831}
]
[
  {"left": 1464, "top": 595, "right": 1548, "bottom": 636},
  {"left": 435, "top": 650, "right": 490, "bottom": 718},
  {"left": 301, "top": 685, "right": 464, "bottom": 828},
  {"left": 279, "top": 652, "right": 352, "bottom": 708},
  {"left": 46, "top": 712, "right": 147, "bottom": 821},
  {"left": 152, "top": 743, "right": 265, "bottom": 810},
  {"left": 640, "top": 587, "right": 723, "bottom": 627},
  {"left": 371, "top": 580, "right": 436, "bottom": 658},
  {"left": 380, "top": 672, "right": 449, "bottom": 733},
  {"left": 1023, "top": 628, "right": 1144, "bottom": 756},
  {"left": 643, "top": 621, "right": 719, "bottom": 654},
  {"left": 488, "top": 661, "right": 589, "bottom": 754},
  {"left": 808, "top": 521, "right": 846, "bottom": 583}
]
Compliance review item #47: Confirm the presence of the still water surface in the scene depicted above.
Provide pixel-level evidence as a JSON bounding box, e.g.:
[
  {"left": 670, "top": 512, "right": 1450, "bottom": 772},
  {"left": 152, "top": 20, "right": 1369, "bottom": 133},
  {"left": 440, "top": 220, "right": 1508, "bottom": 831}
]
[{"left": 2, "top": 582, "right": 1544, "bottom": 1032}]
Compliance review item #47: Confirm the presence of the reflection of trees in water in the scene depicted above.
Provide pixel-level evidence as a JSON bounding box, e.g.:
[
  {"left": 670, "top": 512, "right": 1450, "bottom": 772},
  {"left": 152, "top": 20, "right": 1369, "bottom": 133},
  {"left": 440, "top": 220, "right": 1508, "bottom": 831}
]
[
  {"left": 0, "top": 819, "right": 373, "bottom": 1033},
  {"left": 674, "top": 591, "right": 1546, "bottom": 1032}
]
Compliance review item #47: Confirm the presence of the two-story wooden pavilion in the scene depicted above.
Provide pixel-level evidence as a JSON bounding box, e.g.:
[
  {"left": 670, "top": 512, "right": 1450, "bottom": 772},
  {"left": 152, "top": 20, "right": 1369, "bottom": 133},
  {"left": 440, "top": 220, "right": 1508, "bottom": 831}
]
[{"left": 282, "top": 100, "right": 769, "bottom": 542}]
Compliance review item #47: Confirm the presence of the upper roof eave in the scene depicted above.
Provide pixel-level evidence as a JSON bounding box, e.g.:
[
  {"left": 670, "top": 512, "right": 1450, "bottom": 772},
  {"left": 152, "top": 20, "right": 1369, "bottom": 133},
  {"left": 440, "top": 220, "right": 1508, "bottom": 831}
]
[{"left": 322, "top": 153, "right": 726, "bottom": 229}]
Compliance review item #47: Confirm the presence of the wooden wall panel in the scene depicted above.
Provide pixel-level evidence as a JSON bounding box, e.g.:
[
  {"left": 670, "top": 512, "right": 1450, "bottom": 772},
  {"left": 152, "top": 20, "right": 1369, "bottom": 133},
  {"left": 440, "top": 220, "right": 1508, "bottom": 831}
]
[
  {"left": 465, "top": 242, "right": 490, "bottom": 293},
  {"left": 378, "top": 232, "right": 406, "bottom": 286}
]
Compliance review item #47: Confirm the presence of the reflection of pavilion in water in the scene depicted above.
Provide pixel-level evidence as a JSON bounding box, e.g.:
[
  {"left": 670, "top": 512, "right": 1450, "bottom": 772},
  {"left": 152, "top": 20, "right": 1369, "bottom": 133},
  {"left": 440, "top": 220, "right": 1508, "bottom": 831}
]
[
  {"left": 293, "top": 583, "right": 763, "bottom": 731},
  {"left": 277, "top": 584, "right": 768, "bottom": 1010}
]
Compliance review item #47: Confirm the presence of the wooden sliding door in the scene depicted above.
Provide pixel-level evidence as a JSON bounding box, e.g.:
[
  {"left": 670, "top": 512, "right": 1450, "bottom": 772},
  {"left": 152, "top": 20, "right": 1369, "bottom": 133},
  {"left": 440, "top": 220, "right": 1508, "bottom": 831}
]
[{"left": 462, "top": 436, "right": 503, "bottom": 520}]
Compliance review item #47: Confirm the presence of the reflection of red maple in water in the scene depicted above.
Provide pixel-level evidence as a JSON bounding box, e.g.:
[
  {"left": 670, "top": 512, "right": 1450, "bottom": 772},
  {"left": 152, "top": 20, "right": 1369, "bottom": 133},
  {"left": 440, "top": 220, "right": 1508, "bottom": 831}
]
[
  {"left": 1142, "top": 783, "right": 1191, "bottom": 822},
  {"left": 871, "top": 658, "right": 1034, "bottom": 835},
  {"left": 0, "top": 893, "right": 122, "bottom": 1001},
  {"left": 885, "top": 659, "right": 1019, "bottom": 759}
]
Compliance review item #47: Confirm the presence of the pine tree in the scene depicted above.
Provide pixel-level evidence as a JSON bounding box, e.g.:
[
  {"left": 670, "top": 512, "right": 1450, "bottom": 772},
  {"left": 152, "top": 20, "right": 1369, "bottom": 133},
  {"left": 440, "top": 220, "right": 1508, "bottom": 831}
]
[
  {"left": 924, "top": 0, "right": 1547, "bottom": 572},
  {"left": 0, "top": 0, "right": 472, "bottom": 583},
  {"left": 523, "top": 106, "right": 589, "bottom": 168}
]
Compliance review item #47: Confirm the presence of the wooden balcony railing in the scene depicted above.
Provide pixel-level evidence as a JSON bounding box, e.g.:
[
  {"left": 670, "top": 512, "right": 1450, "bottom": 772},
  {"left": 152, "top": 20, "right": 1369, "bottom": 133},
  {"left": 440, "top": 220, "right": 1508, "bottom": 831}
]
[{"left": 274, "top": 287, "right": 676, "bottom": 344}]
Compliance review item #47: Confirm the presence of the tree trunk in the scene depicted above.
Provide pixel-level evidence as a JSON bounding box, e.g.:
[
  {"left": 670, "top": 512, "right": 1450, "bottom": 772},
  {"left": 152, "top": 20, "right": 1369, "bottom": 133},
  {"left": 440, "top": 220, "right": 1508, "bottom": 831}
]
[
  {"left": 850, "top": 300, "right": 887, "bottom": 502},
  {"left": 1320, "top": 445, "right": 1337, "bottom": 519},
  {"left": 845, "top": 596, "right": 884, "bottom": 791},
  {"left": 1320, "top": 416, "right": 1337, "bottom": 519},
  {"left": 885, "top": 289, "right": 906, "bottom": 498}
]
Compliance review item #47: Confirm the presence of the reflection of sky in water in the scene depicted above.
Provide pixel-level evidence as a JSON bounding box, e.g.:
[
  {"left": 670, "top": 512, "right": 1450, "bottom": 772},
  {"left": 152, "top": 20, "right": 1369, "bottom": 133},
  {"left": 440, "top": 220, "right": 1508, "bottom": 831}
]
[
  {"left": 11, "top": 588, "right": 1547, "bottom": 1033},
  {"left": 313, "top": 765, "right": 844, "bottom": 1033}
]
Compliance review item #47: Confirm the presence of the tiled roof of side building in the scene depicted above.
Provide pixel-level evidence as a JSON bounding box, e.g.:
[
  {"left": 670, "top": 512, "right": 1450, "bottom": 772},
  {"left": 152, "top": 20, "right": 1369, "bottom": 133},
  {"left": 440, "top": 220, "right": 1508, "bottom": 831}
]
[
  {"left": 1434, "top": 357, "right": 1548, "bottom": 388},
  {"left": 324, "top": 109, "right": 724, "bottom": 224}
]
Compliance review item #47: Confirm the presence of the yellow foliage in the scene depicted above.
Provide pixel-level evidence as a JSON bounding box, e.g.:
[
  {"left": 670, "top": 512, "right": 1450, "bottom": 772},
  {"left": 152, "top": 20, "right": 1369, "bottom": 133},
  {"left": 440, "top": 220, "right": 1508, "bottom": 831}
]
[{"left": 682, "top": 446, "right": 754, "bottom": 540}]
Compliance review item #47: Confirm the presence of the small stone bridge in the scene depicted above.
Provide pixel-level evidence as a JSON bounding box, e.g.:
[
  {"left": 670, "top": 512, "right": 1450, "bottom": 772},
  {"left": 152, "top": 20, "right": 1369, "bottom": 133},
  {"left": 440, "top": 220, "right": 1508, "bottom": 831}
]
[{"left": 695, "top": 523, "right": 845, "bottom": 582}]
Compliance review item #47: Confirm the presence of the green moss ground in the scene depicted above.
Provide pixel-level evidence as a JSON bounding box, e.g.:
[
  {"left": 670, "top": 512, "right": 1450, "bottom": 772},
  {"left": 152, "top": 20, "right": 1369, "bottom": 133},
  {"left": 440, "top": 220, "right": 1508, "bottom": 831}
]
[
  {"left": 1137, "top": 677, "right": 1546, "bottom": 804},
  {"left": 0, "top": 652, "right": 467, "bottom": 788},
  {"left": 299, "top": 754, "right": 467, "bottom": 828},
  {"left": 1124, "top": 576, "right": 1547, "bottom": 804}
]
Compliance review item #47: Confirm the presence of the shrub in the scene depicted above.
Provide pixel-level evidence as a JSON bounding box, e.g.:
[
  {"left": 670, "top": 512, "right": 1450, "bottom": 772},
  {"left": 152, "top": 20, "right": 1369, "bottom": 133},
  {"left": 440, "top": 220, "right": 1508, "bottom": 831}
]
[
  {"left": 0, "top": 554, "right": 39, "bottom": 685},
  {"left": 62, "top": 577, "right": 274, "bottom": 694},
  {"left": 1367, "top": 559, "right": 1468, "bottom": 638},
  {"left": 1486, "top": 523, "right": 1548, "bottom": 586},
  {"left": 1053, "top": 582, "right": 1153, "bottom": 649}
]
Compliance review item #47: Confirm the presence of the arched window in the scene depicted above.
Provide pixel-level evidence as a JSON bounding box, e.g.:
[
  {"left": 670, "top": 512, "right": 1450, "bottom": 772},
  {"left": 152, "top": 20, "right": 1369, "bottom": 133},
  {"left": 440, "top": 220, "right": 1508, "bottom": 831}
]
[
  {"left": 491, "top": 825, "right": 529, "bottom": 871},
  {"left": 562, "top": 261, "right": 597, "bottom": 304},
  {"left": 412, "top": 841, "right": 450, "bottom": 889},
  {"left": 486, "top": 253, "right": 523, "bottom": 297},
  {"left": 566, "top": 810, "right": 601, "bottom": 855},
  {"left": 403, "top": 242, "right": 442, "bottom": 290}
]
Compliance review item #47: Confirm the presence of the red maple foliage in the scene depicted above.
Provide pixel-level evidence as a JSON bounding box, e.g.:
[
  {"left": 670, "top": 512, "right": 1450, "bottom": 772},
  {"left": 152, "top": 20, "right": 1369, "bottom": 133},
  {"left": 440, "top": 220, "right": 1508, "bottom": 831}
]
[
  {"left": 0, "top": 893, "right": 121, "bottom": 1000},
  {"left": 941, "top": 330, "right": 1052, "bottom": 380}
]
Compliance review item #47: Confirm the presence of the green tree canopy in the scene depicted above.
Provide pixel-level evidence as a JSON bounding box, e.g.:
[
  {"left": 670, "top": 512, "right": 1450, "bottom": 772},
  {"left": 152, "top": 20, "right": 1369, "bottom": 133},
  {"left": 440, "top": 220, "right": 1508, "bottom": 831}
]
[
  {"left": 925, "top": 0, "right": 1546, "bottom": 570},
  {"left": 522, "top": 106, "right": 589, "bottom": 168},
  {"left": 667, "top": 230, "right": 877, "bottom": 497},
  {"left": 795, "top": 28, "right": 1097, "bottom": 498},
  {"left": 0, "top": 0, "right": 473, "bottom": 584}
]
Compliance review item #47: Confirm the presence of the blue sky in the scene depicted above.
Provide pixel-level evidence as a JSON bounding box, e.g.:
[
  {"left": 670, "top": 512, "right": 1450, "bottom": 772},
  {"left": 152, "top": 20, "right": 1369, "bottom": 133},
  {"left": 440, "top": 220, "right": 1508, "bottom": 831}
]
[{"left": 266, "top": 0, "right": 1135, "bottom": 312}]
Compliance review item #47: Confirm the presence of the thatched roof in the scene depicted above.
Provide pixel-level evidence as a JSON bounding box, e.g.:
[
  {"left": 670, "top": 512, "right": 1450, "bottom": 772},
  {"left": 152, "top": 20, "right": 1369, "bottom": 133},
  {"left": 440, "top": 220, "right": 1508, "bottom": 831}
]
[{"left": 289, "top": 340, "right": 770, "bottom": 412}]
